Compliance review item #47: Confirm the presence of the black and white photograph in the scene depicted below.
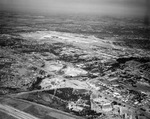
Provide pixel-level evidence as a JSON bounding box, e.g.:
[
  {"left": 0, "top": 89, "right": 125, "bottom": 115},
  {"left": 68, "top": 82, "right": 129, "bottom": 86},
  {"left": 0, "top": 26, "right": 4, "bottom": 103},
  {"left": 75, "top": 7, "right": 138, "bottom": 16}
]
[{"left": 0, "top": 0, "right": 150, "bottom": 119}]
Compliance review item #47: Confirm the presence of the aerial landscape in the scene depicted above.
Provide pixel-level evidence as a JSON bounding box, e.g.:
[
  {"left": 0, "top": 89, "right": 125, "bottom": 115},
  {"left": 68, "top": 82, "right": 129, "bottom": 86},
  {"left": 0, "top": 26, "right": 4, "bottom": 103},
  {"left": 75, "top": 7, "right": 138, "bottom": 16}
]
[{"left": 0, "top": 0, "right": 150, "bottom": 119}]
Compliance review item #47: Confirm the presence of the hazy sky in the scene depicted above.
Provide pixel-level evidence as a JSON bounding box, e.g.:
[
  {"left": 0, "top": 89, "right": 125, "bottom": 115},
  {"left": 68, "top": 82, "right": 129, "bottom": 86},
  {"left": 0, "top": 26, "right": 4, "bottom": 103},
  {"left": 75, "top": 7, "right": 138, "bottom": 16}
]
[{"left": 0, "top": 0, "right": 149, "bottom": 16}]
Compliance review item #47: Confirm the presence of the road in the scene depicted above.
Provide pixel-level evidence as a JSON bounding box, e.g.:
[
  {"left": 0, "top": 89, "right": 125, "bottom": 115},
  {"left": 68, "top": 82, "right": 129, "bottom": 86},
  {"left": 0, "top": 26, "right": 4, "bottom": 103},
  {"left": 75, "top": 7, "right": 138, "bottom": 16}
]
[
  {"left": 0, "top": 97, "right": 85, "bottom": 119},
  {"left": 0, "top": 104, "right": 39, "bottom": 119}
]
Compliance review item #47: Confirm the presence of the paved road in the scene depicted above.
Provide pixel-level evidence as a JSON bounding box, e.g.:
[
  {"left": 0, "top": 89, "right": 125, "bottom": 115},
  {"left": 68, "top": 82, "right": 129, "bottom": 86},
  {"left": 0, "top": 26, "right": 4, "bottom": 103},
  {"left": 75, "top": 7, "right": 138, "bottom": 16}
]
[
  {"left": 0, "top": 104, "right": 39, "bottom": 119},
  {"left": 0, "top": 97, "right": 85, "bottom": 119}
]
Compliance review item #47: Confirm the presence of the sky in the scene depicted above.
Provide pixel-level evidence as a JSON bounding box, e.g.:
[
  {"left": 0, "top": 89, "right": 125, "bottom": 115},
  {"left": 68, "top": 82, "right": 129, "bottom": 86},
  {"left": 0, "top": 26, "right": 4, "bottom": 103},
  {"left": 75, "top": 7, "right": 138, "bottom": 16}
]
[{"left": 0, "top": 0, "right": 149, "bottom": 17}]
